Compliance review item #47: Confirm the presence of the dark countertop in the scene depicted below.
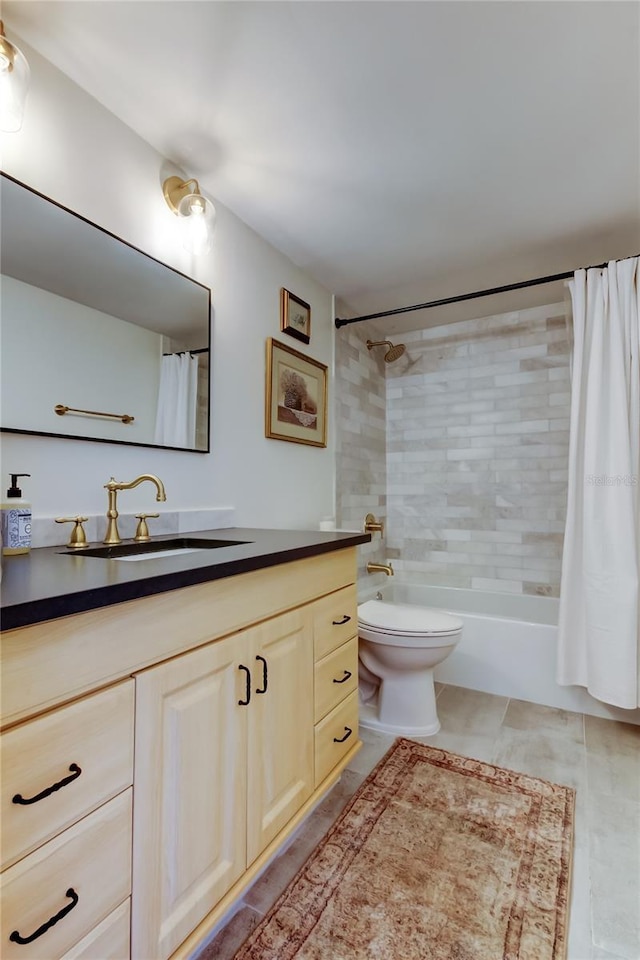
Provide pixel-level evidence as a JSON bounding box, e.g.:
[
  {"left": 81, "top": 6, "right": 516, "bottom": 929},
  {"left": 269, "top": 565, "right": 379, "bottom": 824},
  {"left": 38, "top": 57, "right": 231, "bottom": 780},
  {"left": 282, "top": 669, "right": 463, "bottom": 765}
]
[{"left": 0, "top": 527, "right": 371, "bottom": 631}]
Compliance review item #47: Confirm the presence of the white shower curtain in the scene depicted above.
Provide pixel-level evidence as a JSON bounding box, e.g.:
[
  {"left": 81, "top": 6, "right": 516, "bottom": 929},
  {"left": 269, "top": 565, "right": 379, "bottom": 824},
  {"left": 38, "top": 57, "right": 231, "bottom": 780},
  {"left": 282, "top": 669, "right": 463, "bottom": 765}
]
[
  {"left": 154, "top": 352, "right": 199, "bottom": 448},
  {"left": 557, "top": 257, "right": 640, "bottom": 708}
]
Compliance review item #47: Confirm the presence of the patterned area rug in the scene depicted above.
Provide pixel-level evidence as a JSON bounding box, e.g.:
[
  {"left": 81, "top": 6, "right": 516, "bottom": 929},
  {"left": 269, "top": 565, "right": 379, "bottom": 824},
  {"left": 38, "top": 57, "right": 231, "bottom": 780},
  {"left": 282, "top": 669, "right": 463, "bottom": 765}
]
[{"left": 234, "top": 739, "right": 574, "bottom": 960}]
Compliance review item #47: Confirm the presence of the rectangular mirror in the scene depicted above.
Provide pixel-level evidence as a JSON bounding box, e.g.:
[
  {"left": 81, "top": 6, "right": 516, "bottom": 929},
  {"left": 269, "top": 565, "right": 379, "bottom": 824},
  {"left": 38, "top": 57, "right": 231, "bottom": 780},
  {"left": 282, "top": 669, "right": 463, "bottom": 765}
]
[{"left": 0, "top": 172, "right": 211, "bottom": 452}]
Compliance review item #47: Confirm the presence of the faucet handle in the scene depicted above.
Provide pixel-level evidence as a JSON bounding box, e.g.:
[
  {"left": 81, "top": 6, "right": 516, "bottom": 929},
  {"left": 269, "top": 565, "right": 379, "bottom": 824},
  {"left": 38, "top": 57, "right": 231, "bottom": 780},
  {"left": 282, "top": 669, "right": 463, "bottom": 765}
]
[
  {"left": 363, "top": 513, "right": 384, "bottom": 537},
  {"left": 134, "top": 513, "right": 160, "bottom": 543},
  {"left": 55, "top": 516, "right": 89, "bottom": 550}
]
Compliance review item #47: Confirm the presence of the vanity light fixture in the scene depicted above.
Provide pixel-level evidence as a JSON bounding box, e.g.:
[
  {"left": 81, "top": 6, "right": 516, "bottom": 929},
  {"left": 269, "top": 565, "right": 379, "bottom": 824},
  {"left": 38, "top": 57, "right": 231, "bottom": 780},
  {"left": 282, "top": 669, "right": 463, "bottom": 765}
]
[
  {"left": 0, "top": 21, "right": 30, "bottom": 132},
  {"left": 162, "top": 176, "right": 216, "bottom": 255}
]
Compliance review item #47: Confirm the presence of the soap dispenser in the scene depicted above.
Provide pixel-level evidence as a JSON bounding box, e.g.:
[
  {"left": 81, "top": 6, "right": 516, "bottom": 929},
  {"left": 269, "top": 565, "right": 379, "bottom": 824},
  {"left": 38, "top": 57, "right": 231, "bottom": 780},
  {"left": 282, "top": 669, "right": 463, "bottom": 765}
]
[{"left": 1, "top": 473, "right": 32, "bottom": 555}]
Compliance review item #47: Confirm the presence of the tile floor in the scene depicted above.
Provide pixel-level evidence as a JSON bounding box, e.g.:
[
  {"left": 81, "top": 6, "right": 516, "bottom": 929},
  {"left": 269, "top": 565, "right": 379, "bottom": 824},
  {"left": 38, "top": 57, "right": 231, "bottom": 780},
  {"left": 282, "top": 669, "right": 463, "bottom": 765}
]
[{"left": 195, "top": 684, "right": 640, "bottom": 960}]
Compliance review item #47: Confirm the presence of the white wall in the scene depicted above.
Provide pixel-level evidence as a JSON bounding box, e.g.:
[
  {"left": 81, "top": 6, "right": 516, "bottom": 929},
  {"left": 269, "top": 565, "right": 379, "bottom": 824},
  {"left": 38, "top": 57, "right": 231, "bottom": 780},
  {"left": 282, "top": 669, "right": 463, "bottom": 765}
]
[
  {"left": 0, "top": 40, "right": 336, "bottom": 528},
  {"left": 1, "top": 276, "right": 161, "bottom": 442}
]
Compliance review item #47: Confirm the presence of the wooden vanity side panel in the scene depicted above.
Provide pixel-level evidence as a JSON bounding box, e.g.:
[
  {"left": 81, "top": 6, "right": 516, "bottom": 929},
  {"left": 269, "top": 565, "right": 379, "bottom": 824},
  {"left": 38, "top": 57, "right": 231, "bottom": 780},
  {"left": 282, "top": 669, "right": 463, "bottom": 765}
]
[{"left": 1, "top": 548, "right": 357, "bottom": 728}]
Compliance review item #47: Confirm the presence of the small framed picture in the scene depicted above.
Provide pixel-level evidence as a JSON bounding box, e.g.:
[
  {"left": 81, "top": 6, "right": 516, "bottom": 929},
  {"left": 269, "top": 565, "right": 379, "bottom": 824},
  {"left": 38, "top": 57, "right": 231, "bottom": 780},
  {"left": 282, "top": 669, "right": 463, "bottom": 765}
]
[
  {"left": 265, "top": 338, "right": 327, "bottom": 447},
  {"left": 280, "top": 288, "right": 311, "bottom": 344}
]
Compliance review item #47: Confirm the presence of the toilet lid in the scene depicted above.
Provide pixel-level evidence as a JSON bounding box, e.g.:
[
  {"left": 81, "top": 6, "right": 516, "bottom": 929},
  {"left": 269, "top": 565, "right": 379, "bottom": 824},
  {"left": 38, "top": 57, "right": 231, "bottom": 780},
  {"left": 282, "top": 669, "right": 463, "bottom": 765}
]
[{"left": 357, "top": 600, "right": 463, "bottom": 636}]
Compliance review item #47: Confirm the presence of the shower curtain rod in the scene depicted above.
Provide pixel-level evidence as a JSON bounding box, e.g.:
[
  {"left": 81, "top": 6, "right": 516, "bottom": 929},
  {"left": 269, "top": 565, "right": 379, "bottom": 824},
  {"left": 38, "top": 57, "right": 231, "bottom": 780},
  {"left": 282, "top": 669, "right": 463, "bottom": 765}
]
[
  {"left": 333, "top": 256, "right": 635, "bottom": 328},
  {"left": 162, "top": 347, "right": 209, "bottom": 355}
]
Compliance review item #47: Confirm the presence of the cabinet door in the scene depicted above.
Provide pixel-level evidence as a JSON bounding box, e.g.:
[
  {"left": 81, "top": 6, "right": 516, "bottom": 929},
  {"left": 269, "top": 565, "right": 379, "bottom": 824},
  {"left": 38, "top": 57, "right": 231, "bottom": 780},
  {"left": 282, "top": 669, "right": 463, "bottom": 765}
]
[
  {"left": 246, "top": 608, "right": 314, "bottom": 865},
  {"left": 131, "top": 635, "right": 248, "bottom": 960}
]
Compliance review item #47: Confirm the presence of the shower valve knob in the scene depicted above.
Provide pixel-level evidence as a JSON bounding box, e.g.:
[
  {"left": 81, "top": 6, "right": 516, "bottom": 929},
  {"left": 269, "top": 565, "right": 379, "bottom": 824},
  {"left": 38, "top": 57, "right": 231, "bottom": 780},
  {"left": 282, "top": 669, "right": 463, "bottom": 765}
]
[{"left": 364, "top": 513, "right": 384, "bottom": 536}]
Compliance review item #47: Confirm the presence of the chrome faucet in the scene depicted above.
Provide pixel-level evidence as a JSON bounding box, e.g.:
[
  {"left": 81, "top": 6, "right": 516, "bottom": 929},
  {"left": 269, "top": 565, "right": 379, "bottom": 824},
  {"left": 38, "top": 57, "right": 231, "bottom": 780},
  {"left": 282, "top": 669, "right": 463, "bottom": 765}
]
[
  {"left": 103, "top": 474, "right": 167, "bottom": 545},
  {"left": 366, "top": 561, "right": 394, "bottom": 576}
]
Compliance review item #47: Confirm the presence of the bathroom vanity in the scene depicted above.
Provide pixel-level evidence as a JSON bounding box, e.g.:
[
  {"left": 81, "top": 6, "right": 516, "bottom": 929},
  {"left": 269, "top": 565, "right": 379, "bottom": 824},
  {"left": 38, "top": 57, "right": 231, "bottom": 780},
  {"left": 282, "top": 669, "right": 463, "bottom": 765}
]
[{"left": 0, "top": 528, "right": 368, "bottom": 960}]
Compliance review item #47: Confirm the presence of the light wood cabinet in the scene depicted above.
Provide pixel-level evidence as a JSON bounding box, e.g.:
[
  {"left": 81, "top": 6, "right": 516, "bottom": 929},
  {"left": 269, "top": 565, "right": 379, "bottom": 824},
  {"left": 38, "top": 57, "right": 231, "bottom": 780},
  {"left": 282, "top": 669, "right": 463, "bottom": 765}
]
[
  {"left": 245, "top": 608, "right": 314, "bottom": 864},
  {"left": 0, "top": 790, "right": 132, "bottom": 960},
  {"left": 315, "top": 691, "right": 359, "bottom": 786},
  {"left": 314, "top": 637, "right": 359, "bottom": 723},
  {"left": 0, "top": 547, "right": 361, "bottom": 960},
  {"left": 132, "top": 605, "right": 315, "bottom": 959},
  {"left": 60, "top": 901, "right": 130, "bottom": 960},
  {"left": 312, "top": 584, "right": 358, "bottom": 661},
  {"left": 132, "top": 633, "right": 247, "bottom": 960},
  {"left": 1, "top": 681, "right": 134, "bottom": 871},
  {"left": 311, "top": 589, "right": 360, "bottom": 788}
]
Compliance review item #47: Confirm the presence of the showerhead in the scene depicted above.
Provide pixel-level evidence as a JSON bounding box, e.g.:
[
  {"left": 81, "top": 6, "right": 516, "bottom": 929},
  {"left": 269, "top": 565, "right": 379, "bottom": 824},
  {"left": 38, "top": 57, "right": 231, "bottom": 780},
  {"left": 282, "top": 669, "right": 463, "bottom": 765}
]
[
  {"left": 384, "top": 342, "right": 406, "bottom": 363},
  {"left": 366, "top": 339, "right": 406, "bottom": 363}
]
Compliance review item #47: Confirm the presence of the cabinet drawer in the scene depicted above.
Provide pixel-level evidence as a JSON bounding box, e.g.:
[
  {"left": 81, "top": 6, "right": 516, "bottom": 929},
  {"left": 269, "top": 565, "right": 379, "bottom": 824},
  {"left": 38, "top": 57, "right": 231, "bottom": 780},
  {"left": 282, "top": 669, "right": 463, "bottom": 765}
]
[
  {"left": 1, "top": 680, "right": 134, "bottom": 870},
  {"left": 314, "top": 691, "right": 359, "bottom": 786},
  {"left": 313, "top": 586, "right": 357, "bottom": 661},
  {"left": 60, "top": 899, "right": 130, "bottom": 960},
  {"left": 1, "top": 789, "right": 132, "bottom": 960},
  {"left": 314, "top": 638, "right": 359, "bottom": 723}
]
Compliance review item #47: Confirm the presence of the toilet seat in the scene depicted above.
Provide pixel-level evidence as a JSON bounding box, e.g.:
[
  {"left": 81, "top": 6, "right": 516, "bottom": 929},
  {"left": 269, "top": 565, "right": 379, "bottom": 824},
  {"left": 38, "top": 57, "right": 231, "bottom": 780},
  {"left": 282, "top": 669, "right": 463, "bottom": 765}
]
[
  {"left": 361, "top": 623, "right": 461, "bottom": 639},
  {"left": 358, "top": 600, "right": 463, "bottom": 638},
  {"left": 358, "top": 624, "right": 461, "bottom": 647}
]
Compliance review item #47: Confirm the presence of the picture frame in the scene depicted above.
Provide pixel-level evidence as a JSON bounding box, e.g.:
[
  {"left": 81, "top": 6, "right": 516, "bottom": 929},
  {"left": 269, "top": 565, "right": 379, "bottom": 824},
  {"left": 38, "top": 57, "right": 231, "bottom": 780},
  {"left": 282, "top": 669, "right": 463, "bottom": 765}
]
[
  {"left": 265, "top": 338, "right": 327, "bottom": 447},
  {"left": 280, "top": 287, "right": 311, "bottom": 344}
]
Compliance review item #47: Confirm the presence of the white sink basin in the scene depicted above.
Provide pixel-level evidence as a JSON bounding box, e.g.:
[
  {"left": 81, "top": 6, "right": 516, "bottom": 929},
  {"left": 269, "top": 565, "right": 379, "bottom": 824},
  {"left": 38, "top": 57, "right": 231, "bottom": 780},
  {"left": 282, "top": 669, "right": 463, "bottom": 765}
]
[{"left": 116, "top": 547, "right": 211, "bottom": 562}]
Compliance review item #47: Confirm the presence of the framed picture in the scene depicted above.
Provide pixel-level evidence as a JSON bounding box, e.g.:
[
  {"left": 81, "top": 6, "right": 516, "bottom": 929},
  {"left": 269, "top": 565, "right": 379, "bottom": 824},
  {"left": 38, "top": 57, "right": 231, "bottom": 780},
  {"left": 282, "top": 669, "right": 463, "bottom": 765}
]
[
  {"left": 265, "top": 338, "right": 327, "bottom": 447},
  {"left": 280, "top": 287, "right": 311, "bottom": 344}
]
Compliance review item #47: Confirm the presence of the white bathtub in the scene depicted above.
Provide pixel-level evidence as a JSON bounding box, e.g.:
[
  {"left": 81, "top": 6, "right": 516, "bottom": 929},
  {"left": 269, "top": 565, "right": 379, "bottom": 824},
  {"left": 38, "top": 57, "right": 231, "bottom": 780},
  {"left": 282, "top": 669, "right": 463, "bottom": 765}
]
[{"left": 359, "top": 580, "right": 640, "bottom": 724}]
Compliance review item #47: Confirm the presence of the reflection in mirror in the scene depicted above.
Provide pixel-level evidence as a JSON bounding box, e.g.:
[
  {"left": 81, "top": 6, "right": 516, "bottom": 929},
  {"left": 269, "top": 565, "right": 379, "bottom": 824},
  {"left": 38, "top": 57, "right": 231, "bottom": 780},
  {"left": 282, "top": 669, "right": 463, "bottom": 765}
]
[{"left": 0, "top": 173, "right": 211, "bottom": 452}]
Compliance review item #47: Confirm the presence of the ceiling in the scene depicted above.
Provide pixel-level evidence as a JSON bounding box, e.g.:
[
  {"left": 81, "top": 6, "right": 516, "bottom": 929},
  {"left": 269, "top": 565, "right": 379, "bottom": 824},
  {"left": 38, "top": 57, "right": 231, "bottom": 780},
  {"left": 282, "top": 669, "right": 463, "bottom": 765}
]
[{"left": 4, "top": 1, "right": 640, "bottom": 332}]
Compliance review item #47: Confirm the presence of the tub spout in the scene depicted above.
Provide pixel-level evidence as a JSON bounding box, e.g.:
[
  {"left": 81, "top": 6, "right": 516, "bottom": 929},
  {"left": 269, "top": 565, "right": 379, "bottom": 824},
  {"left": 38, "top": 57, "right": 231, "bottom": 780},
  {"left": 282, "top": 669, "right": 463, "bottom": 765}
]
[{"left": 366, "top": 561, "right": 394, "bottom": 576}]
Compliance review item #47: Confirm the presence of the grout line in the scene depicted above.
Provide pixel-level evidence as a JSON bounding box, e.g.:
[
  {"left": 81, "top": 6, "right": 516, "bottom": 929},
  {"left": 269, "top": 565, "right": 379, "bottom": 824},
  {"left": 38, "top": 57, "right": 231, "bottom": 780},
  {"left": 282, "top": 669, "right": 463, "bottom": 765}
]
[{"left": 498, "top": 696, "right": 511, "bottom": 728}]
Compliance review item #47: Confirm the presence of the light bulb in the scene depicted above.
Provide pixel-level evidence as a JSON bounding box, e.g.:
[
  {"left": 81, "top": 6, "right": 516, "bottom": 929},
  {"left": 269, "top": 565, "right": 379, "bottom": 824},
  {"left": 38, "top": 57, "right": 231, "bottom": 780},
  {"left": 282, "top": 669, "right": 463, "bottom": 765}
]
[
  {"left": 177, "top": 192, "right": 216, "bottom": 255},
  {"left": 188, "top": 196, "right": 206, "bottom": 215},
  {"left": 0, "top": 23, "right": 29, "bottom": 132}
]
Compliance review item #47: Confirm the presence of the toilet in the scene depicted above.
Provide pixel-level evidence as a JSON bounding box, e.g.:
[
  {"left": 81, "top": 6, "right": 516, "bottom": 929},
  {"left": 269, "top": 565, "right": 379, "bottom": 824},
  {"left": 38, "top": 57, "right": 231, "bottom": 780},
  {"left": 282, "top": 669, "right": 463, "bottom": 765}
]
[{"left": 357, "top": 600, "right": 463, "bottom": 736}]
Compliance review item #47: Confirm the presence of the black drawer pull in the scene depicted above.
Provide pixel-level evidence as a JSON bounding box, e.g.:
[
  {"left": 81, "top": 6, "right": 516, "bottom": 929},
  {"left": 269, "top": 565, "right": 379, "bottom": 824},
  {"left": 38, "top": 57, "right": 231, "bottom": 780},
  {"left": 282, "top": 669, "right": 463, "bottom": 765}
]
[
  {"left": 10, "top": 887, "right": 79, "bottom": 945},
  {"left": 238, "top": 664, "right": 251, "bottom": 706},
  {"left": 255, "top": 655, "right": 268, "bottom": 695},
  {"left": 333, "top": 726, "right": 353, "bottom": 744},
  {"left": 12, "top": 764, "right": 82, "bottom": 806},
  {"left": 332, "top": 615, "right": 351, "bottom": 626},
  {"left": 333, "top": 670, "right": 352, "bottom": 684}
]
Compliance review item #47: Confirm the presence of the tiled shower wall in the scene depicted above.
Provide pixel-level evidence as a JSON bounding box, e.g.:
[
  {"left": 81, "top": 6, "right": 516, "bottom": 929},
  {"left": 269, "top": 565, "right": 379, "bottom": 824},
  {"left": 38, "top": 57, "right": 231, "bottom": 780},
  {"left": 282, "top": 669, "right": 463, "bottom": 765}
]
[
  {"left": 334, "top": 320, "right": 387, "bottom": 577},
  {"left": 335, "top": 303, "right": 571, "bottom": 596},
  {"left": 386, "top": 303, "right": 571, "bottom": 595}
]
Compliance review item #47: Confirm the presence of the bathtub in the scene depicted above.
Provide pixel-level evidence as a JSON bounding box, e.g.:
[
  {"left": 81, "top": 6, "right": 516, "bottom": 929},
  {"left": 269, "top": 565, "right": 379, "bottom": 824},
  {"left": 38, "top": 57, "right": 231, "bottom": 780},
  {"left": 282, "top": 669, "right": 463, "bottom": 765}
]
[{"left": 358, "top": 580, "right": 640, "bottom": 724}]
